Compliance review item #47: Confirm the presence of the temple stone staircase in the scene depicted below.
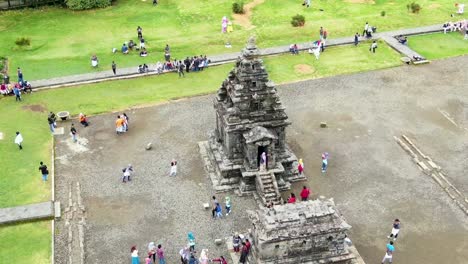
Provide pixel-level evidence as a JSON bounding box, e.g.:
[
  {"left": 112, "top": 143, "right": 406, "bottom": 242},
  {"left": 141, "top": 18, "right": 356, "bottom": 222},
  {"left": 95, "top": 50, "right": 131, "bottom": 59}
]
[{"left": 256, "top": 171, "right": 283, "bottom": 205}]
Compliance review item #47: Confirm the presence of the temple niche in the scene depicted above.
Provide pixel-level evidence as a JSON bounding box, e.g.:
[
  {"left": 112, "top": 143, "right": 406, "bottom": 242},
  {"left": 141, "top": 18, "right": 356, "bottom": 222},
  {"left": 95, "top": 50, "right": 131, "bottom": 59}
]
[
  {"left": 248, "top": 198, "right": 365, "bottom": 264},
  {"left": 198, "top": 37, "right": 306, "bottom": 205}
]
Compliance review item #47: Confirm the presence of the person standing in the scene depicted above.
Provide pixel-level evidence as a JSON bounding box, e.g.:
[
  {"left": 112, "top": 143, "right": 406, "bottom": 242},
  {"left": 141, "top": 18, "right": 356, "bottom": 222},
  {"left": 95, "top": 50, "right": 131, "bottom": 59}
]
[
  {"left": 15, "top": 131, "right": 23, "bottom": 150},
  {"left": 298, "top": 158, "right": 304, "bottom": 175},
  {"left": 137, "top": 26, "right": 143, "bottom": 40},
  {"left": 70, "top": 123, "right": 77, "bottom": 142},
  {"left": 369, "top": 40, "right": 378, "bottom": 53},
  {"left": 354, "top": 33, "right": 359, "bottom": 46},
  {"left": 112, "top": 61, "right": 117, "bottom": 75},
  {"left": 215, "top": 202, "right": 223, "bottom": 219},
  {"left": 153, "top": 0, "right": 158, "bottom": 5},
  {"left": 17, "top": 67, "right": 23, "bottom": 83},
  {"left": 38, "top": 161, "right": 49, "bottom": 182},
  {"left": 123, "top": 113, "right": 129, "bottom": 131},
  {"left": 239, "top": 242, "right": 248, "bottom": 264},
  {"left": 319, "top": 26, "right": 324, "bottom": 39},
  {"left": 260, "top": 152, "right": 267, "bottom": 170},
  {"left": 287, "top": 193, "right": 296, "bottom": 203},
  {"left": 300, "top": 186, "right": 310, "bottom": 201},
  {"left": 156, "top": 244, "right": 166, "bottom": 264},
  {"left": 148, "top": 242, "right": 157, "bottom": 263},
  {"left": 211, "top": 256, "right": 228, "bottom": 264},
  {"left": 116, "top": 115, "right": 124, "bottom": 134},
  {"left": 387, "top": 219, "right": 401, "bottom": 241},
  {"left": 184, "top": 57, "right": 190, "bottom": 73},
  {"left": 170, "top": 159, "right": 178, "bottom": 176},
  {"left": 225, "top": 196, "right": 231, "bottom": 216},
  {"left": 131, "top": 246, "right": 139, "bottom": 264},
  {"left": 381, "top": 241, "right": 394, "bottom": 264},
  {"left": 13, "top": 85, "right": 21, "bottom": 101},
  {"left": 232, "top": 233, "right": 241, "bottom": 253}
]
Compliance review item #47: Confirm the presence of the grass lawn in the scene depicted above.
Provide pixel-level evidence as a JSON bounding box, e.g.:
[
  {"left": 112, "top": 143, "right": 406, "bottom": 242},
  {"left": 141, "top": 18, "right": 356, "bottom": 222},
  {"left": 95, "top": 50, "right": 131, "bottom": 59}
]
[
  {"left": 408, "top": 32, "right": 468, "bottom": 60},
  {"left": 0, "top": 43, "right": 400, "bottom": 208},
  {"left": 0, "top": 221, "right": 51, "bottom": 264},
  {"left": 1, "top": 0, "right": 465, "bottom": 80}
]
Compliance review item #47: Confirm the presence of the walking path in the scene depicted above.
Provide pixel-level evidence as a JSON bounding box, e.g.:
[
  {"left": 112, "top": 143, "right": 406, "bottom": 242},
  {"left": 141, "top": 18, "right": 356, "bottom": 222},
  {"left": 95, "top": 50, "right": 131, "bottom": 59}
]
[
  {"left": 0, "top": 201, "right": 59, "bottom": 225},
  {"left": 31, "top": 24, "right": 443, "bottom": 90}
]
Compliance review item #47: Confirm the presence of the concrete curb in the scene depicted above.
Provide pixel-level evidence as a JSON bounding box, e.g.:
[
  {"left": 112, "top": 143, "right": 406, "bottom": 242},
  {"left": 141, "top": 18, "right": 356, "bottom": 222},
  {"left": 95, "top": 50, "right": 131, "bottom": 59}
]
[{"left": 51, "top": 137, "right": 56, "bottom": 264}]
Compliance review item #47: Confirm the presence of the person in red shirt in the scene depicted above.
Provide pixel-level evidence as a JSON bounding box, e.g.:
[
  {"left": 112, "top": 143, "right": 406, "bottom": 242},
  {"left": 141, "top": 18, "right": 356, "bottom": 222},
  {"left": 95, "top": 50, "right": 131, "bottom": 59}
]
[
  {"left": 245, "top": 239, "right": 251, "bottom": 254},
  {"left": 287, "top": 193, "right": 296, "bottom": 203},
  {"left": 212, "top": 256, "right": 228, "bottom": 264},
  {"left": 300, "top": 186, "right": 311, "bottom": 201}
]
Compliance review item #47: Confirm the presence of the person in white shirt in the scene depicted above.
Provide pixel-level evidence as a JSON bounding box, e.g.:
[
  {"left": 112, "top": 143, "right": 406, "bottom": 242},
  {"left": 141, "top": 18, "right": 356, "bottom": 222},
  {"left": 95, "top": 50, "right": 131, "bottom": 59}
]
[{"left": 15, "top": 131, "right": 23, "bottom": 150}]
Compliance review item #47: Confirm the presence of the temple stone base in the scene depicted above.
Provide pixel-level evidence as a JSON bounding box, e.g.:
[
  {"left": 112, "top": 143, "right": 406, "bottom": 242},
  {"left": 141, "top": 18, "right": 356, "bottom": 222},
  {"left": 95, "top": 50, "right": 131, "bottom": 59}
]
[{"left": 247, "top": 198, "right": 366, "bottom": 264}]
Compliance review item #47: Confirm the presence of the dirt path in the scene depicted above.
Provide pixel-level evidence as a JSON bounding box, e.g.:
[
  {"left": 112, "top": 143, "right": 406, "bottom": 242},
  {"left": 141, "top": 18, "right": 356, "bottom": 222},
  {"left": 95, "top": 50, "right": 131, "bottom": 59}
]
[{"left": 233, "top": 0, "right": 265, "bottom": 30}]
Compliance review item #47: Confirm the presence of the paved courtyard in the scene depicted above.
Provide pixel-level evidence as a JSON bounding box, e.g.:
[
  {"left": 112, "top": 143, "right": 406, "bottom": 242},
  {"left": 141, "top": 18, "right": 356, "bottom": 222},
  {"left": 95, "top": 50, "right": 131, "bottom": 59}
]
[{"left": 54, "top": 56, "right": 468, "bottom": 264}]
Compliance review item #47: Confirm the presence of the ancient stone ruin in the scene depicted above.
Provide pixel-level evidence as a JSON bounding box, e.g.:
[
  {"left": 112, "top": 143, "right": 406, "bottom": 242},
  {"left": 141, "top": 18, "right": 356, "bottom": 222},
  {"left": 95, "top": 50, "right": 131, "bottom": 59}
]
[
  {"left": 199, "top": 37, "right": 306, "bottom": 205},
  {"left": 248, "top": 198, "right": 365, "bottom": 264}
]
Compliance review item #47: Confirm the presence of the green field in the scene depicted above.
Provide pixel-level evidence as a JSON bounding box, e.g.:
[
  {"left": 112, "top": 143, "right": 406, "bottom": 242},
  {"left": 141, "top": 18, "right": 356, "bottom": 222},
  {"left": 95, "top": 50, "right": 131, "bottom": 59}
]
[
  {"left": 0, "top": 221, "right": 51, "bottom": 264},
  {"left": 408, "top": 32, "right": 468, "bottom": 59},
  {"left": 0, "top": 0, "right": 465, "bottom": 80}
]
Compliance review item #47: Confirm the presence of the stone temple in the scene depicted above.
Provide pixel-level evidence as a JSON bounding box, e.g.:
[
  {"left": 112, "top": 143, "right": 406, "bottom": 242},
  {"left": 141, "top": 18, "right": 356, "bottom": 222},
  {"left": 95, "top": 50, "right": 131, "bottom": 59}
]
[
  {"left": 199, "top": 37, "right": 306, "bottom": 205},
  {"left": 247, "top": 198, "right": 365, "bottom": 264}
]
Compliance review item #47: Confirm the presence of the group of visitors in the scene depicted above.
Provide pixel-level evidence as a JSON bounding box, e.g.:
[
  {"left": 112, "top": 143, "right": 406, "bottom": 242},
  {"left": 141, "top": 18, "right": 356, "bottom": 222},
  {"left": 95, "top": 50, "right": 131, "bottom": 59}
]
[
  {"left": 130, "top": 231, "right": 232, "bottom": 264},
  {"left": 381, "top": 219, "right": 401, "bottom": 263},
  {"left": 1, "top": 68, "right": 32, "bottom": 98},
  {"left": 232, "top": 234, "right": 252, "bottom": 264},
  {"left": 287, "top": 185, "right": 312, "bottom": 203},
  {"left": 443, "top": 19, "right": 468, "bottom": 39},
  {"left": 152, "top": 55, "right": 210, "bottom": 75},
  {"left": 115, "top": 113, "right": 129, "bottom": 134},
  {"left": 211, "top": 195, "right": 232, "bottom": 219}
]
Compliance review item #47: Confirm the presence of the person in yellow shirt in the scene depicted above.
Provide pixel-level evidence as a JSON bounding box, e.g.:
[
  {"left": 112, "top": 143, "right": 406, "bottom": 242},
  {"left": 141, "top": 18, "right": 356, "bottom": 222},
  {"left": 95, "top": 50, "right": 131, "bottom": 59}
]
[{"left": 116, "top": 115, "right": 125, "bottom": 134}]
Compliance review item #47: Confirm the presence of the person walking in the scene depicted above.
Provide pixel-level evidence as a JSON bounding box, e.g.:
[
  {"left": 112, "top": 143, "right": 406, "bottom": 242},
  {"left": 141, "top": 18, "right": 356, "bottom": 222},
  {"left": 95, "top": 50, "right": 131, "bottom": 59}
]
[
  {"left": 387, "top": 219, "right": 401, "bottom": 241},
  {"left": 116, "top": 115, "right": 125, "bottom": 134},
  {"left": 215, "top": 202, "right": 223, "bottom": 218},
  {"left": 321, "top": 152, "right": 329, "bottom": 173},
  {"left": 178, "top": 61, "right": 185, "bottom": 78},
  {"left": 179, "top": 246, "right": 189, "bottom": 264},
  {"left": 211, "top": 196, "right": 218, "bottom": 219},
  {"left": 156, "top": 244, "right": 166, "bottom": 264},
  {"left": 381, "top": 241, "right": 394, "bottom": 264},
  {"left": 70, "top": 123, "right": 77, "bottom": 142},
  {"left": 225, "top": 196, "right": 231, "bottom": 216},
  {"left": 300, "top": 186, "right": 310, "bottom": 201},
  {"left": 354, "top": 33, "right": 359, "bottom": 46},
  {"left": 319, "top": 26, "right": 324, "bottom": 39},
  {"left": 15, "top": 131, "right": 23, "bottom": 150},
  {"left": 369, "top": 40, "right": 377, "bottom": 53},
  {"left": 38, "top": 161, "right": 49, "bottom": 182},
  {"left": 170, "top": 159, "right": 178, "bottom": 176},
  {"left": 188, "top": 232, "right": 196, "bottom": 252},
  {"left": 188, "top": 254, "right": 199, "bottom": 264},
  {"left": 148, "top": 242, "right": 157, "bottom": 263},
  {"left": 122, "top": 164, "right": 133, "bottom": 183},
  {"left": 48, "top": 112, "right": 56, "bottom": 133},
  {"left": 112, "top": 61, "right": 117, "bottom": 75},
  {"left": 13, "top": 85, "right": 21, "bottom": 101},
  {"left": 362, "top": 22, "right": 369, "bottom": 36},
  {"left": 211, "top": 256, "right": 228, "bottom": 264}
]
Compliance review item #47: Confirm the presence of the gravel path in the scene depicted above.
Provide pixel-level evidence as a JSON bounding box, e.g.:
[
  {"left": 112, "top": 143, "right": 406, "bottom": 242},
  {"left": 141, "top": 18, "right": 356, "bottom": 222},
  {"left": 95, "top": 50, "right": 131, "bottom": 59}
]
[{"left": 54, "top": 55, "right": 468, "bottom": 264}]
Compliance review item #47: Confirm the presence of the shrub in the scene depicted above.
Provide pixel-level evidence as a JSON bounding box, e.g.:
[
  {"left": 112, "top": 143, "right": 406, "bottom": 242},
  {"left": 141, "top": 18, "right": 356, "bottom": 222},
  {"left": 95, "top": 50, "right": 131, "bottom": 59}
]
[
  {"left": 65, "top": 0, "right": 111, "bottom": 10},
  {"left": 409, "top": 2, "right": 421, "bottom": 13},
  {"left": 381, "top": 10, "right": 386, "bottom": 16},
  {"left": 291, "top": 14, "right": 305, "bottom": 27},
  {"left": 15, "top": 37, "right": 31, "bottom": 47},
  {"left": 232, "top": 2, "right": 244, "bottom": 14}
]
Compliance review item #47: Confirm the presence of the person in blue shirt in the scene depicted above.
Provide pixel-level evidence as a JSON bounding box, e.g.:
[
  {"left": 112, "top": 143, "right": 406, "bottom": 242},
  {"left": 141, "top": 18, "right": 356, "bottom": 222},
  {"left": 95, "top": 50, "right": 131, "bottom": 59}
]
[
  {"left": 121, "top": 43, "right": 129, "bottom": 54},
  {"left": 382, "top": 241, "right": 394, "bottom": 264}
]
